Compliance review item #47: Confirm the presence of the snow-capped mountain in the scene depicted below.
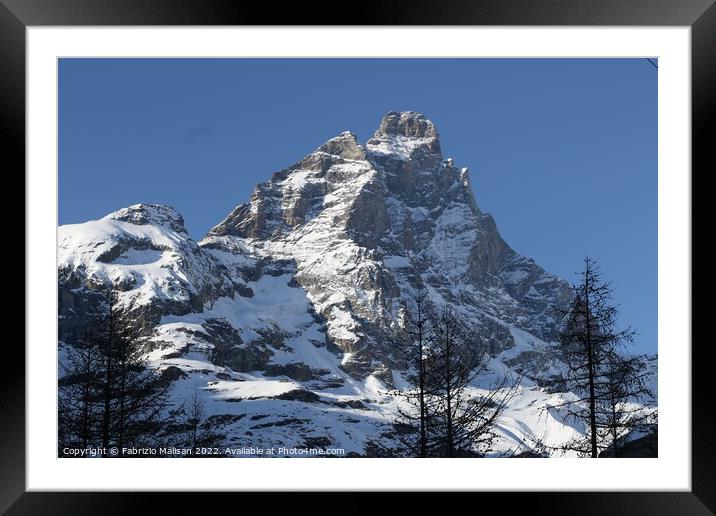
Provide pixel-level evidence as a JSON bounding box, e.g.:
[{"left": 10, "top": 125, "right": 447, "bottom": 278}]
[{"left": 57, "top": 112, "right": 650, "bottom": 456}]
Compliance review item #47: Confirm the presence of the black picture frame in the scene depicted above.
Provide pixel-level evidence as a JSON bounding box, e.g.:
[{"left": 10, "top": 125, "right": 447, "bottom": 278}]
[{"left": 4, "top": 0, "right": 712, "bottom": 513}]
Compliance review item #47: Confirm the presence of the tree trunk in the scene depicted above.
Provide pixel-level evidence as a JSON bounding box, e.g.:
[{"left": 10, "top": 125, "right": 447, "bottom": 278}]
[
  {"left": 417, "top": 318, "right": 427, "bottom": 458},
  {"left": 611, "top": 389, "right": 619, "bottom": 457},
  {"left": 117, "top": 359, "right": 126, "bottom": 456},
  {"left": 584, "top": 267, "right": 598, "bottom": 458},
  {"left": 80, "top": 349, "right": 91, "bottom": 449},
  {"left": 445, "top": 327, "right": 454, "bottom": 458},
  {"left": 101, "top": 294, "right": 114, "bottom": 450}
]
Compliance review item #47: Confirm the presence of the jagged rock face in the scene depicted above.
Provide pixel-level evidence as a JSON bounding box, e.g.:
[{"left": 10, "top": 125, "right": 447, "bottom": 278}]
[
  {"left": 57, "top": 112, "right": 599, "bottom": 456},
  {"left": 205, "top": 111, "right": 572, "bottom": 374}
]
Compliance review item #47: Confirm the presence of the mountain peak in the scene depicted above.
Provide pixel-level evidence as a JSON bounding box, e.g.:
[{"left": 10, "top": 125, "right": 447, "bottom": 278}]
[
  {"left": 368, "top": 111, "right": 441, "bottom": 158},
  {"left": 106, "top": 203, "right": 188, "bottom": 234},
  {"left": 374, "top": 111, "right": 438, "bottom": 140}
]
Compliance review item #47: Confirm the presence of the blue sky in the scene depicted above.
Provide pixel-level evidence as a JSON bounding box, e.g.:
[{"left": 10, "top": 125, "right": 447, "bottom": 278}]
[{"left": 59, "top": 58, "right": 657, "bottom": 354}]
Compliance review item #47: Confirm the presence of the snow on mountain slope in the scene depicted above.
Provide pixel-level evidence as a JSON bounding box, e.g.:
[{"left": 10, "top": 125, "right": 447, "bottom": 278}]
[
  {"left": 58, "top": 204, "right": 231, "bottom": 311},
  {"left": 57, "top": 112, "right": 655, "bottom": 456}
]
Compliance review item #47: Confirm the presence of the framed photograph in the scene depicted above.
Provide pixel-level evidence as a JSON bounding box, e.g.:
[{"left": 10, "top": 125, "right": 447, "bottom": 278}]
[{"left": 6, "top": 0, "right": 712, "bottom": 512}]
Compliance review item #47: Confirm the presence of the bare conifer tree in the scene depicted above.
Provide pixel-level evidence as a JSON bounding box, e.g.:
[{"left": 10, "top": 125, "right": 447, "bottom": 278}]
[
  {"left": 187, "top": 392, "right": 207, "bottom": 449},
  {"left": 110, "top": 327, "right": 171, "bottom": 454},
  {"left": 59, "top": 286, "right": 173, "bottom": 455},
  {"left": 180, "top": 392, "right": 223, "bottom": 455},
  {"left": 389, "top": 287, "right": 435, "bottom": 457},
  {"left": 555, "top": 257, "right": 650, "bottom": 458},
  {"left": 427, "top": 306, "right": 517, "bottom": 457},
  {"left": 597, "top": 352, "right": 657, "bottom": 457},
  {"left": 58, "top": 330, "right": 103, "bottom": 450}
]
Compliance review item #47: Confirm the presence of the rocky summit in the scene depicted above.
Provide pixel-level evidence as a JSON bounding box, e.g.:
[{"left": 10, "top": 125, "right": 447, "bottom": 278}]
[{"left": 58, "top": 111, "right": 632, "bottom": 456}]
